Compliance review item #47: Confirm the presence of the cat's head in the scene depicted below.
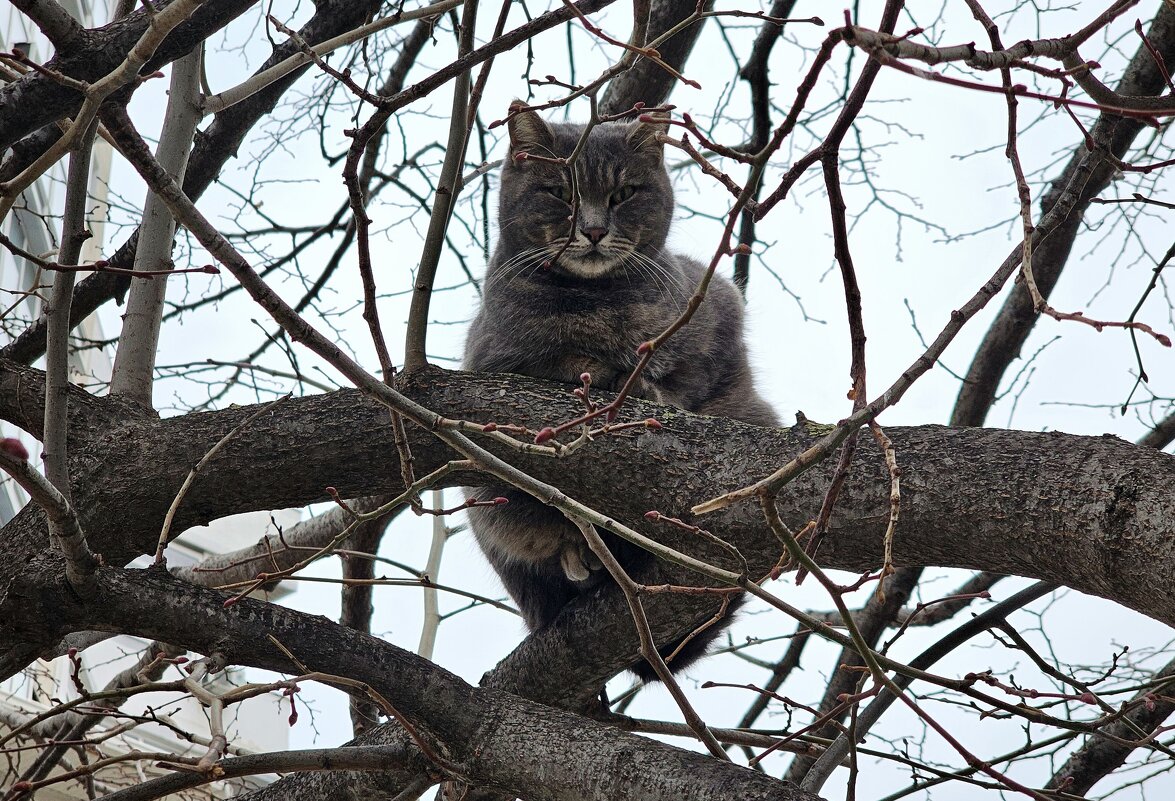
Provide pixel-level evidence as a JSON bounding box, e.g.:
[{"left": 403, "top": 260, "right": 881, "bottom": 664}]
[{"left": 497, "top": 103, "right": 674, "bottom": 280}]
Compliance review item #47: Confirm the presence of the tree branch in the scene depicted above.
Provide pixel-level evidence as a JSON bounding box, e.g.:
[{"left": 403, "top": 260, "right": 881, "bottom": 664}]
[
  {"left": 952, "top": 1, "right": 1175, "bottom": 426},
  {"left": 17, "top": 566, "right": 818, "bottom": 801},
  {"left": 1, "top": 363, "right": 1173, "bottom": 678},
  {"left": 8, "top": 0, "right": 85, "bottom": 53}
]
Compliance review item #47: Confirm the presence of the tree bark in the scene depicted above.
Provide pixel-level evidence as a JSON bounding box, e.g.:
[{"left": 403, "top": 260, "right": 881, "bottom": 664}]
[
  {"left": 2, "top": 362, "right": 1173, "bottom": 684},
  {"left": 0, "top": 0, "right": 260, "bottom": 151},
  {"left": 6, "top": 566, "right": 818, "bottom": 801}
]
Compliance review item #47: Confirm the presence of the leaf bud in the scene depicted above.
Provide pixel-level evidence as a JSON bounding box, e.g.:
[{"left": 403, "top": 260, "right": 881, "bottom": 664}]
[{"left": 0, "top": 438, "right": 29, "bottom": 460}]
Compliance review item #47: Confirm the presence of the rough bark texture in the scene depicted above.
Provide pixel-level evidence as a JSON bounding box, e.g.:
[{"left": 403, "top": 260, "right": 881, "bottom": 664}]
[
  {"left": 6, "top": 568, "right": 817, "bottom": 801},
  {"left": 2, "top": 360, "right": 1173, "bottom": 687},
  {"left": 0, "top": 0, "right": 262, "bottom": 151}
]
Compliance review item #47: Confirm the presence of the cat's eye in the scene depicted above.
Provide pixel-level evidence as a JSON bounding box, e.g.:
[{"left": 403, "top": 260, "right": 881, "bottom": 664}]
[
  {"left": 611, "top": 185, "right": 638, "bottom": 205},
  {"left": 545, "top": 186, "right": 573, "bottom": 204}
]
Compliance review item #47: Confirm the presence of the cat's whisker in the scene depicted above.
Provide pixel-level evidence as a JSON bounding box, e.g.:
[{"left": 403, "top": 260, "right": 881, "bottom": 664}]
[
  {"left": 491, "top": 243, "right": 549, "bottom": 277},
  {"left": 635, "top": 251, "right": 687, "bottom": 292},
  {"left": 626, "top": 250, "right": 688, "bottom": 297},
  {"left": 626, "top": 259, "right": 685, "bottom": 312},
  {"left": 620, "top": 254, "right": 667, "bottom": 298},
  {"left": 500, "top": 245, "right": 561, "bottom": 289},
  {"left": 489, "top": 247, "right": 552, "bottom": 286}
]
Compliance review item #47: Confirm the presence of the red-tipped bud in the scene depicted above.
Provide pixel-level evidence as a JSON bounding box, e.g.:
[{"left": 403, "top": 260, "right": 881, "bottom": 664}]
[
  {"left": 1079, "top": 692, "right": 1096, "bottom": 704},
  {"left": 733, "top": 243, "right": 752, "bottom": 255},
  {"left": 644, "top": 418, "right": 662, "bottom": 429},
  {"left": 174, "top": 656, "right": 189, "bottom": 664},
  {"left": 202, "top": 265, "right": 220, "bottom": 274},
  {"left": 515, "top": 151, "right": 531, "bottom": 161},
  {"left": 482, "top": 422, "right": 498, "bottom": 432},
  {"left": 535, "top": 427, "right": 556, "bottom": 444},
  {"left": 636, "top": 341, "right": 653, "bottom": 354},
  {"left": 493, "top": 497, "right": 509, "bottom": 505},
  {"left": 580, "top": 372, "right": 592, "bottom": 384},
  {"left": 0, "top": 438, "right": 29, "bottom": 460},
  {"left": 644, "top": 510, "right": 661, "bottom": 520},
  {"left": 67, "top": 647, "right": 78, "bottom": 658}
]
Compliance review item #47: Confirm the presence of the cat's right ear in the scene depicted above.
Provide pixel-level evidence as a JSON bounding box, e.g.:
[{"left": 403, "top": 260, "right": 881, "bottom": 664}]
[
  {"left": 627, "top": 117, "right": 670, "bottom": 154},
  {"left": 507, "top": 100, "right": 554, "bottom": 161}
]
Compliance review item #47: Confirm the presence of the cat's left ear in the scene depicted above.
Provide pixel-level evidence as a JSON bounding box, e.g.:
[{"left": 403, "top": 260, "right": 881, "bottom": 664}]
[
  {"left": 507, "top": 100, "right": 554, "bottom": 159},
  {"left": 627, "top": 117, "right": 669, "bottom": 154}
]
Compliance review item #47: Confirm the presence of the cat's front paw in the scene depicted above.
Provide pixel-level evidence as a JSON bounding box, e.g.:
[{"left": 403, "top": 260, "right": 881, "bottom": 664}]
[
  {"left": 559, "top": 540, "right": 602, "bottom": 582},
  {"left": 633, "top": 379, "right": 683, "bottom": 409}
]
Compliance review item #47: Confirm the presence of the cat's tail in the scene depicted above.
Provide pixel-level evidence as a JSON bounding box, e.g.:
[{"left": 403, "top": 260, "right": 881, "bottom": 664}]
[{"left": 629, "top": 592, "right": 745, "bottom": 682}]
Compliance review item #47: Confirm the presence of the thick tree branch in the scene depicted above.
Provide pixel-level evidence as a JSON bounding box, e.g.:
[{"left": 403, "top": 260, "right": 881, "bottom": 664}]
[
  {"left": 10, "top": 566, "right": 817, "bottom": 801},
  {"left": 108, "top": 47, "right": 202, "bottom": 407},
  {"left": 1, "top": 364, "right": 1173, "bottom": 681},
  {"left": 0, "top": 0, "right": 259, "bottom": 152},
  {"left": 598, "top": 0, "right": 712, "bottom": 115},
  {"left": 8, "top": 0, "right": 85, "bottom": 53}
]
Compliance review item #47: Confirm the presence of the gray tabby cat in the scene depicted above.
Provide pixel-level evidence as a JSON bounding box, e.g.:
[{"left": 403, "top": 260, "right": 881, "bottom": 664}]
[{"left": 464, "top": 105, "right": 777, "bottom": 679}]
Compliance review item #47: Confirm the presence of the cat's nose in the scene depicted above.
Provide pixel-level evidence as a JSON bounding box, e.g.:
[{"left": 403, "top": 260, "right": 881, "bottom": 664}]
[{"left": 581, "top": 226, "right": 608, "bottom": 244}]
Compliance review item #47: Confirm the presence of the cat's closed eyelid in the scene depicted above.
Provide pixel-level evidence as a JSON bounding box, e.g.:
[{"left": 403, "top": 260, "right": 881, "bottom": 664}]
[
  {"left": 543, "top": 185, "right": 573, "bottom": 203},
  {"left": 610, "top": 185, "right": 640, "bottom": 205}
]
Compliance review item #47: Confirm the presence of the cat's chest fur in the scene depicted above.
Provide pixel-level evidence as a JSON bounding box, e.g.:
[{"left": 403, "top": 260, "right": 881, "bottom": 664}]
[
  {"left": 485, "top": 285, "right": 658, "bottom": 390},
  {"left": 520, "top": 282, "right": 657, "bottom": 339}
]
